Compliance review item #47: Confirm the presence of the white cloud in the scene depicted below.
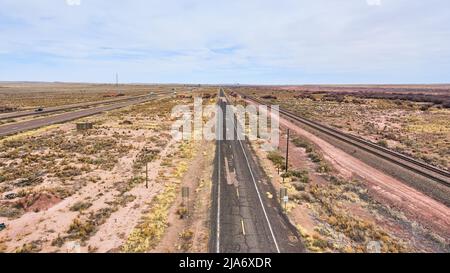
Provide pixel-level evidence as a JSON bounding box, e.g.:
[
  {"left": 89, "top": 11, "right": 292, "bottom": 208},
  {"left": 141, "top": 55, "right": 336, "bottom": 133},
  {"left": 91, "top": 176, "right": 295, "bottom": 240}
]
[
  {"left": 0, "top": 0, "right": 449, "bottom": 84},
  {"left": 367, "top": 0, "right": 382, "bottom": 6},
  {"left": 66, "top": 0, "right": 81, "bottom": 6}
]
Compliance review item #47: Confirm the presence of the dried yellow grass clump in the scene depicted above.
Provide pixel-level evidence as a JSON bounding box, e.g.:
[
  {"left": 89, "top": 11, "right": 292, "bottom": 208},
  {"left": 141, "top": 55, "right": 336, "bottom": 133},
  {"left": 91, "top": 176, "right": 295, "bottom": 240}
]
[
  {"left": 122, "top": 181, "right": 178, "bottom": 253},
  {"left": 0, "top": 125, "right": 59, "bottom": 145},
  {"left": 122, "top": 141, "right": 197, "bottom": 253}
]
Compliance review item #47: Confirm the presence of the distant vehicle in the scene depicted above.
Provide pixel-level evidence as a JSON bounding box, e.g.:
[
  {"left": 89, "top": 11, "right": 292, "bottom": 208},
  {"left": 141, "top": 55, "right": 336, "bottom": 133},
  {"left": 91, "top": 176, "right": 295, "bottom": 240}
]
[
  {"left": 149, "top": 92, "right": 155, "bottom": 96},
  {"left": 35, "top": 107, "right": 44, "bottom": 112}
]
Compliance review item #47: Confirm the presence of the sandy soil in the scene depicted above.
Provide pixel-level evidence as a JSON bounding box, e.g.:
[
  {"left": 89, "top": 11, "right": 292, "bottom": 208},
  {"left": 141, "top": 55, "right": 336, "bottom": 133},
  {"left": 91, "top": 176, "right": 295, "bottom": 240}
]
[
  {"left": 83, "top": 138, "right": 178, "bottom": 253},
  {"left": 0, "top": 127, "right": 172, "bottom": 252},
  {"left": 151, "top": 141, "right": 214, "bottom": 253},
  {"left": 0, "top": 90, "right": 218, "bottom": 253},
  {"left": 0, "top": 96, "right": 191, "bottom": 252}
]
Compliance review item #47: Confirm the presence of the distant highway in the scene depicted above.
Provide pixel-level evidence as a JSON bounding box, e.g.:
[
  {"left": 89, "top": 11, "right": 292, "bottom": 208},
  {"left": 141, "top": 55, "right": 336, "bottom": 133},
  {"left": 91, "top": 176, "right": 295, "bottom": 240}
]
[
  {"left": 0, "top": 92, "right": 171, "bottom": 137},
  {"left": 0, "top": 94, "right": 151, "bottom": 121},
  {"left": 209, "top": 89, "right": 305, "bottom": 253}
]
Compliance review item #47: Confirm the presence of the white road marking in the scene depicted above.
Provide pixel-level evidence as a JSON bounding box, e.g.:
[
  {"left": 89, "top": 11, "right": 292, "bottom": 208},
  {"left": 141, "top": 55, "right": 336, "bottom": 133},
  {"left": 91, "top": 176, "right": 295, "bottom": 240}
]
[{"left": 216, "top": 89, "right": 222, "bottom": 253}]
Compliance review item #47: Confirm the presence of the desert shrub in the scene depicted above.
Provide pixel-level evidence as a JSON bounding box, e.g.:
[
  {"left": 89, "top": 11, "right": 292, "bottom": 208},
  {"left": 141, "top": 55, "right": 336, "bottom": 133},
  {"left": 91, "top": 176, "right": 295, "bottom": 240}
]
[
  {"left": 308, "top": 152, "right": 322, "bottom": 163},
  {"left": 291, "top": 182, "right": 306, "bottom": 192},
  {"left": 176, "top": 206, "right": 188, "bottom": 219},
  {"left": 15, "top": 241, "right": 42, "bottom": 253},
  {"left": 420, "top": 104, "right": 432, "bottom": 111},
  {"left": 317, "top": 162, "right": 331, "bottom": 173},
  {"left": 312, "top": 235, "right": 330, "bottom": 249},
  {"left": 299, "top": 192, "right": 314, "bottom": 202},
  {"left": 134, "top": 148, "right": 160, "bottom": 171},
  {"left": 115, "top": 194, "right": 137, "bottom": 207},
  {"left": 267, "top": 152, "right": 286, "bottom": 171},
  {"left": 179, "top": 229, "right": 194, "bottom": 240},
  {"left": 70, "top": 201, "right": 92, "bottom": 212},
  {"left": 261, "top": 95, "right": 277, "bottom": 100},
  {"left": 308, "top": 183, "right": 407, "bottom": 252},
  {"left": 179, "top": 229, "right": 194, "bottom": 251},
  {"left": 292, "top": 138, "right": 311, "bottom": 149},
  {"left": 377, "top": 140, "right": 388, "bottom": 148},
  {"left": 56, "top": 165, "right": 80, "bottom": 178},
  {"left": 48, "top": 186, "right": 74, "bottom": 199},
  {"left": 284, "top": 170, "right": 309, "bottom": 183},
  {"left": 67, "top": 218, "right": 95, "bottom": 241},
  {"left": 115, "top": 177, "right": 144, "bottom": 194},
  {"left": 90, "top": 207, "right": 116, "bottom": 226},
  {"left": 51, "top": 234, "right": 65, "bottom": 247},
  {"left": 337, "top": 91, "right": 450, "bottom": 108},
  {"left": 0, "top": 205, "right": 23, "bottom": 218}
]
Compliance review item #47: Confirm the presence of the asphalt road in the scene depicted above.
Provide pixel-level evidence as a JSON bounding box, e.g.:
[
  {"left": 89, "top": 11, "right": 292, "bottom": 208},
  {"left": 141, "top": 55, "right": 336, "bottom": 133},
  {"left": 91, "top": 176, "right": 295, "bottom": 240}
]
[
  {"left": 0, "top": 94, "right": 150, "bottom": 121},
  {"left": 210, "top": 89, "right": 305, "bottom": 253},
  {"left": 0, "top": 93, "right": 170, "bottom": 137}
]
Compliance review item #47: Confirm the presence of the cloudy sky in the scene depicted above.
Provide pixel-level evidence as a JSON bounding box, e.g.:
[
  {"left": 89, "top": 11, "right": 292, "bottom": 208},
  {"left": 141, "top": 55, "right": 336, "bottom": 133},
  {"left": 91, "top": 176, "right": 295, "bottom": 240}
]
[{"left": 0, "top": 0, "right": 449, "bottom": 84}]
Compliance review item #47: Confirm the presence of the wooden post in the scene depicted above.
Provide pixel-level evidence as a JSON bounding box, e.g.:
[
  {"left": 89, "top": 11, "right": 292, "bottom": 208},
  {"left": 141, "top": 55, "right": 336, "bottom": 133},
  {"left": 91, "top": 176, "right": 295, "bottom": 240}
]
[
  {"left": 182, "top": 187, "right": 190, "bottom": 217},
  {"left": 280, "top": 188, "right": 288, "bottom": 213},
  {"left": 145, "top": 162, "right": 149, "bottom": 189}
]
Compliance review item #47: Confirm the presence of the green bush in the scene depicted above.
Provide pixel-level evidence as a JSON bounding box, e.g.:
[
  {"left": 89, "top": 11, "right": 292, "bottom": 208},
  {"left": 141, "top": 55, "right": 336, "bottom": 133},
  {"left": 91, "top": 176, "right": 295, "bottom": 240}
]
[
  {"left": 267, "top": 152, "right": 286, "bottom": 170},
  {"left": 292, "top": 138, "right": 311, "bottom": 149},
  {"left": 308, "top": 152, "right": 322, "bottom": 163},
  {"left": 284, "top": 170, "right": 310, "bottom": 183}
]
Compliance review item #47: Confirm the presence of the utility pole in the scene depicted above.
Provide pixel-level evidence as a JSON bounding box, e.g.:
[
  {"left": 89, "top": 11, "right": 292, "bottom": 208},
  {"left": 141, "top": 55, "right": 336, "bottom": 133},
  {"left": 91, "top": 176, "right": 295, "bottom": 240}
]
[
  {"left": 285, "top": 129, "right": 290, "bottom": 173},
  {"left": 145, "top": 161, "right": 149, "bottom": 189},
  {"left": 115, "top": 72, "right": 119, "bottom": 95},
  {"left": 182, "top": 187, "right": 190, "bottom": 217}
]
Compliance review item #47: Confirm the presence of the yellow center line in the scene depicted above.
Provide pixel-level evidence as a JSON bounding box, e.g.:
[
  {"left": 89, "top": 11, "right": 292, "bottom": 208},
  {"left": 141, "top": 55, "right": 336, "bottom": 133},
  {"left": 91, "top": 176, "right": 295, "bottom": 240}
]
[{"left": 241, "top": 219, "right": 246, "bottom": 236}]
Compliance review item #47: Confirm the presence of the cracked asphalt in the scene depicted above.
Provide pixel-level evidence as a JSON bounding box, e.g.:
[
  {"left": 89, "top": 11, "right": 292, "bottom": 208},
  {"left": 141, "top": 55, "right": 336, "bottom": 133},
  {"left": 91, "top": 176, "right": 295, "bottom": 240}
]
[{"left": 209, "top": 89, "right": 305, "bottom": 253}]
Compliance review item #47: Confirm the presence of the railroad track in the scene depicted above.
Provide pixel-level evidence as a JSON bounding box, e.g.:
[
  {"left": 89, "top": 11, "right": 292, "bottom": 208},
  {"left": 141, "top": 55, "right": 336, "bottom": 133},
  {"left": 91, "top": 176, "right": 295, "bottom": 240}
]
[{"left": 233, "top": 91, "right": 450, "bottom": 187}]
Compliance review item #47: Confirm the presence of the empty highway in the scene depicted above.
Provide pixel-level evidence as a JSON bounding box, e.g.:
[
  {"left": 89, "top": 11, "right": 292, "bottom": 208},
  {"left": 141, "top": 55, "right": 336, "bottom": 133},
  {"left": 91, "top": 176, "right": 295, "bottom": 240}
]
[{"left": 209, "top": 89, "right": 304, "bottom": 253}]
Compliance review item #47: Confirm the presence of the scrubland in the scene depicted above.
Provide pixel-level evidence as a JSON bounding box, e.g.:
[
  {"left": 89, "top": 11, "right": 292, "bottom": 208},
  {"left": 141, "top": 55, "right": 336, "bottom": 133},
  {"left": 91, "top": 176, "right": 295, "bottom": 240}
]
[{"left": 0, "top": 89, "right": 216, "bottom": 253}]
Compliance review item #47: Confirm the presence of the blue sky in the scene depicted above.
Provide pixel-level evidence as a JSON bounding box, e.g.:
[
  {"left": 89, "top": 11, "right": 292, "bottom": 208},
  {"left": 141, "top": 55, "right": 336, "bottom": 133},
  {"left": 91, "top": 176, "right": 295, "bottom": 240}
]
[{"left": 0, "top": 0, "right": 449, "bottom": 84}]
